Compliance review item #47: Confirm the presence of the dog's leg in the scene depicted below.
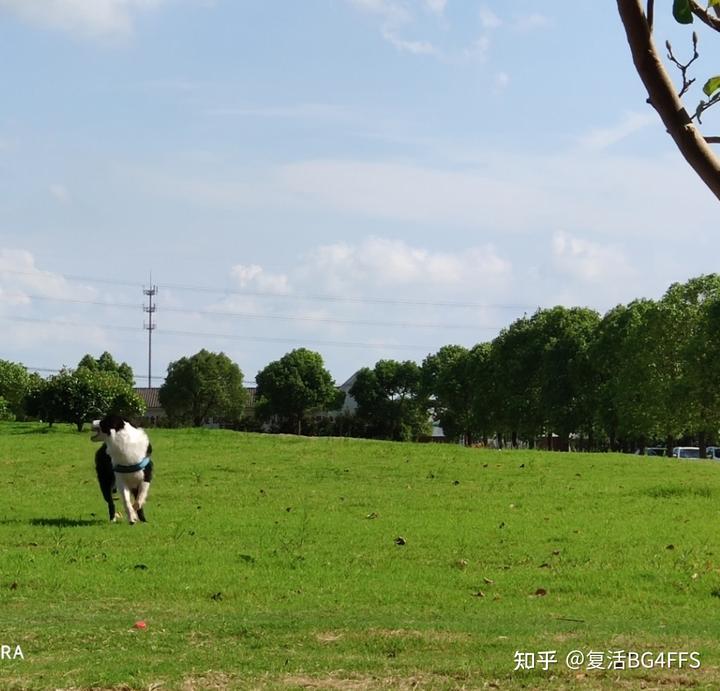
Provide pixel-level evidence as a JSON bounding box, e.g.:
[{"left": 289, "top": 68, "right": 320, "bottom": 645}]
[
  {"left": 96, "top": 446, "right": 120, "bottom": 522},
  {"left": 108, "top": 497, "right": 118, "bottom": 522},
  {"left": 135, "top": 482, "right": 151, "bottom": 522},
  {"left": 99, "top": 484, "right": 117, "bottom": 522},
  {"left": 118, "top": 479, "right": 138, "bottom": 524}
]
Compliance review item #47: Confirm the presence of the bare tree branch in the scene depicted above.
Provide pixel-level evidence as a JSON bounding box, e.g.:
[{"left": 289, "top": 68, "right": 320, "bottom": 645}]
[
  {"left": 665, "top": 34, "right": 698, "bottom": 98},
  {"left": 690, "top": 0, "right": 720, "bottom": 32},
  {"left": 705, "top": 136, "right": 720, "bottom": 144},
  {"left": 617, "top": 0, "right": 720, "bottom": 201}
]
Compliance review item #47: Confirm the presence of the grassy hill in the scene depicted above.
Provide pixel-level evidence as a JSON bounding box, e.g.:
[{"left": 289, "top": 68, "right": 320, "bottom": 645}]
[{"left": 2, "top": 423, "right": 720, "bottom": 689}]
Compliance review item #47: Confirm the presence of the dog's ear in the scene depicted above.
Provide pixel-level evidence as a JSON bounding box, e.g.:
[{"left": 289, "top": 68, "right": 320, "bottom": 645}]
[{"left": 99, "top": 415, "right": 125, "bottom": 435}]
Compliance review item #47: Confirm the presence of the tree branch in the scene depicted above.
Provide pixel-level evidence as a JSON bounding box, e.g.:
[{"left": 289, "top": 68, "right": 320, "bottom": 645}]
[
  {"left": 617, "top": 0, "right": 720, "bottom": 201},
  {"left": 664, "top": 34, "right": 698, "bottom": 98},
  {"left": 705, "top": 136, "right": 720, "bottom": 144},
  {"left": 694, "top": 92, "right": 720, "bottom": 124},
  {"left": 690, "top": 0, "right": 720, "bottom": 32}
]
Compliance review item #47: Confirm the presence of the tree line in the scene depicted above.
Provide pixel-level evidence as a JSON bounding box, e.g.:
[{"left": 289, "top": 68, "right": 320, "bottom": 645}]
[{"left": 2, "top": 274, "right": 720, "bottom": 453}]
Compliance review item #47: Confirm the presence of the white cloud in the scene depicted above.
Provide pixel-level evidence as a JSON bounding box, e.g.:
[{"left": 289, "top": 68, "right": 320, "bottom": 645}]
[
  {"left": 128, "top": 166, "right": 262, "bottom": 207},
  {"left": 206, "top": 103, "right": 353, "bottom": 121},
  {"left": 578, "top": 112, "right": 657, "bottom": 151},
  {"left": 0, "top": 249, "right": 97, "bottom": 305},
  {"left": 462, "top": 36, "right": 490, "bottom": 62},
  {"left": 511, "top": 12, "right": 551, "bottom": 32},
  {"left": 277, "top": 158, "right": 549, "bottom": 231},
  {"left": 381, "top": 28, "right": 439, "bottom": 55},
  {"left": 424, "top": 0, "right": 447, "bottom": 15},
  {"left": 49, "top": 183, "right": 70, "bottom": 204},
  {"left": 301, "top": 237, "right": 511, "bottom": 292},
  {"left": 479, "top": 6, "right": 502, "bottom": 29},
  {"left": 346, "top": 0, "right": 410, "bottom": 24},
  {"left": 0, "top": 249, "right": 113, "bottom": 355},
  {"left": 2, "top": 318, "right": 112, "bottom": 352},
  {"left": 544, "top": 231, "right": 645, "bottom": 310},
  {"left": 230, "top": 264, "right": 290, "bottom": 295},
  {"left": 495, "top": 71, "right": 510, "bottom": 89},
  {"left": 551, "top": 232, "right": 633, "bottom": 284},
  {"left": 0, "top": 0, "right": 167, "bottom": 38},
  {"left": 274, "top": 144, "right": 717, "bottom": 241},
  {"left": 347, "top": 0, "right": 446, "bottom": 59}
]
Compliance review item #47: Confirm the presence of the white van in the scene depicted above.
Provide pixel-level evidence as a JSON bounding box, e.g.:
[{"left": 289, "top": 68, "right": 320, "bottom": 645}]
[{"left": 672, "top": 447, "right": 701, "bottom": 459}]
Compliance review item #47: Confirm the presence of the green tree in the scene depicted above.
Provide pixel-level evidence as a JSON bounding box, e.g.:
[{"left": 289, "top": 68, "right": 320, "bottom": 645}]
[
  {"left": 0, "top": 360, "right": 32, "bottom": 420},
  {"left": 255, "top": 348, "right": 340, "bottom": 435},
  {"left": 488, "top": 315, "right": 543, "bottom": 447},
  {"left": 488, "top": 307, "right": 600, "bottom": 450},
  {"left": 657, "top": 274, "right": 720, "bottom": 453},
  {"left": 533, "top": 306, "right": 601, "bottom": 451},
  {"left": 25, "top": 373, "right": 64, "bottom": 426},
  {"left": 35, "top": 368, "right": 145, "bottom": 431},
  {"left": 77, "top": 351, "right": 134, "bottom": 385},
  {"left": 587, "top": 299, "right": 658, "bottom": 451},
  {"left": 421, "top": 343, "right": 492, "bottom": 445},
  {"left": 686, "top": 294, "right": 720, "bottom": 450},
  {"left": 159, "top": 350, "right": 248, "bottom": 427},
  {"left": 350, "top": 359, "right": 429, "bottom": 441}
]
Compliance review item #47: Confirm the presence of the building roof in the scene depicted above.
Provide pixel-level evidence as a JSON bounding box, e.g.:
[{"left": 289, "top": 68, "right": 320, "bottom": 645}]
[{"left": 134, "top": 387, "right": 162, "bottom": 409}]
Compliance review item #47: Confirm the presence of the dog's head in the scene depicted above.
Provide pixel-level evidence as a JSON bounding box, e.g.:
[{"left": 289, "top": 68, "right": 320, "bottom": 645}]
[{"left": 90, "top": 415, "right": 126, "bottom": 443}]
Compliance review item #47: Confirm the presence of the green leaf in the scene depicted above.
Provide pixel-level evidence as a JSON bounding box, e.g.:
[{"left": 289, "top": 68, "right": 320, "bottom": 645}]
[
  {"left": 673, "top": 0, "right": 694, "bottom": 23},
  {"left": 703, "top": 75, "right": 720, "bottom": 97},
  {"left": 709, "top": 0, "right": 720, "bottom": 8}
]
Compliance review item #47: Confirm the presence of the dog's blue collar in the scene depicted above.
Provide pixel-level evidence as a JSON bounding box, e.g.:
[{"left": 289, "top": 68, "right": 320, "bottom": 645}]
[{"left": 114, "top": 457, "right": 151, "bottom": 473}]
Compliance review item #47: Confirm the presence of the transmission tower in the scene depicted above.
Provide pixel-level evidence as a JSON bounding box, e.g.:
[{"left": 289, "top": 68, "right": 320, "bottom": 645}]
[{"left": 143, "top": 282, "right": 158, "bottom": 388}]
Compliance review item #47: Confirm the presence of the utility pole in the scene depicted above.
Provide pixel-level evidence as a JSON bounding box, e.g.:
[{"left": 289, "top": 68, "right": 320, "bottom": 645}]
[{"left": 143, "top": 280, "right": 158, "bottom": 388}]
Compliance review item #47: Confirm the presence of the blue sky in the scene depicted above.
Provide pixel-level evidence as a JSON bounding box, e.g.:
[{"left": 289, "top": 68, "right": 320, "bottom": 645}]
[{"left": 1, "top": 0, "right": 719, "bottom": 387}]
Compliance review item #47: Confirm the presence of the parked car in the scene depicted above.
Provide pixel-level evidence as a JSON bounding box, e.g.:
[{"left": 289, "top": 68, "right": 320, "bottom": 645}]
[
  {"left": 672, "top": 446, "right": 701, "bottom": 459},
  {"left": 644, "top": 447, "right": 666, "bottom": 457},
  {"left": 706, "top": 446, "right": 720, "bottom": 460}
]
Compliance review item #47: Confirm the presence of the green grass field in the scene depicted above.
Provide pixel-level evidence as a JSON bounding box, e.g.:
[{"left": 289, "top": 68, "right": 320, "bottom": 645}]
[{"left": 2, "top": 423, "right": 720, "bottom": 689}]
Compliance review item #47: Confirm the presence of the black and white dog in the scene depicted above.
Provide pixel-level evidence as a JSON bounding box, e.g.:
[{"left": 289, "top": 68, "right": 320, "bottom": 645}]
[{"left": 91, "top": 415, "right": 154, "bottom": 524}]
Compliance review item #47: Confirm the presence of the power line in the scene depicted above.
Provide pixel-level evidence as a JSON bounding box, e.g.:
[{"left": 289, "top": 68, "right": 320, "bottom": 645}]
[
  {"left": 159, "top": 280, "right": 533, "bottom": 310},
  {"left": 1, "top": 315, "right": 144, "bottom": 333},
  {"left": 22, "top": 366, "right": 257, "bottom": 387},
  {"left": 0, "top": 268, "right": 142, "bottom": 289},
  {"left": 0, "top": 315, "right": 435, "bottom": 351},
  {"left": 0, "top": 267, "right": 537, "bottom": 311},
  {"left": 8, "top": 292, "right": 500, "bottom": 330},
  {"left": 5, "top": 293, "right": 143, "bottom": 310}
]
